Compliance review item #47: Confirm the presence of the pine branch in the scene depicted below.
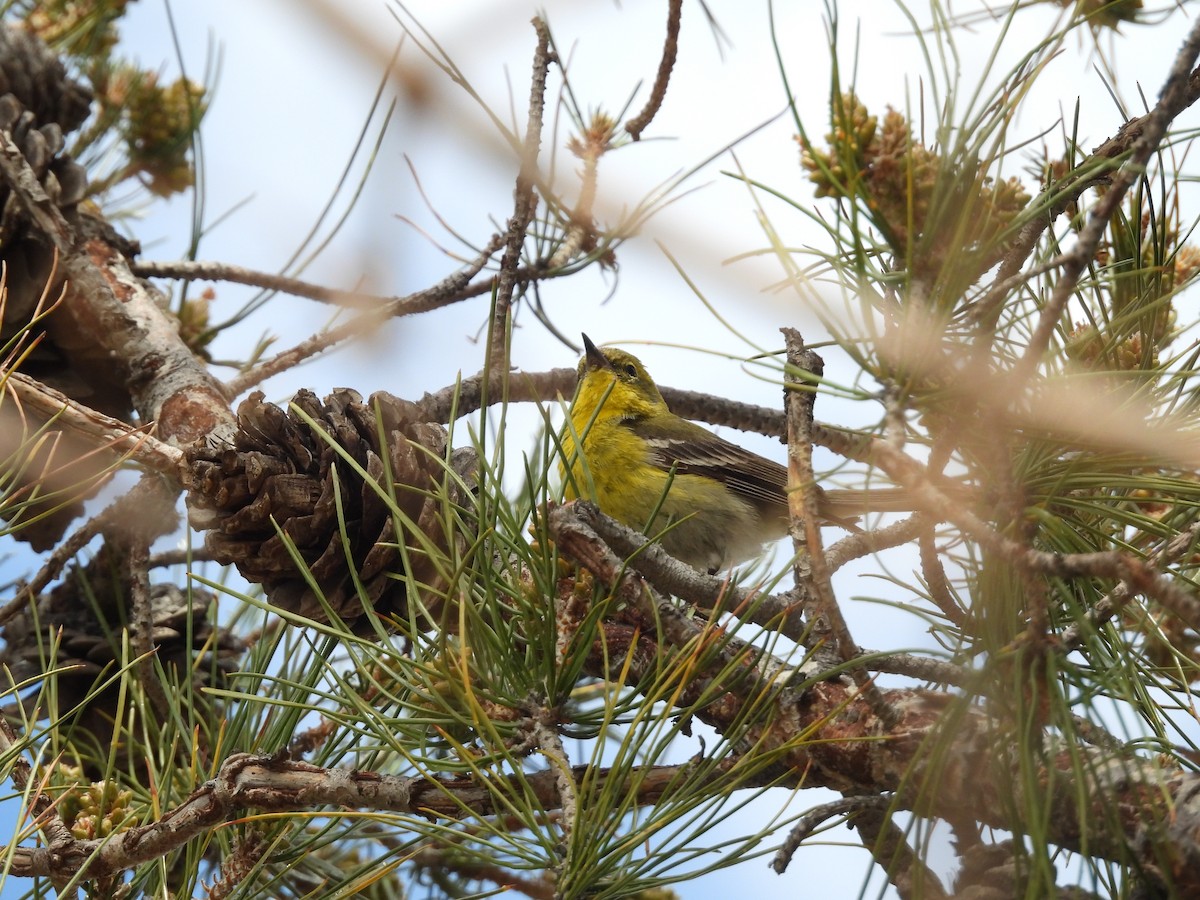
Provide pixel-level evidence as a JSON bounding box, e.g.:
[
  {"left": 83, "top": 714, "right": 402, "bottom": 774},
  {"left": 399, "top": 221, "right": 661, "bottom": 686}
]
[
  {"left": 3, "top": 753, "right": 752, "bottom": 881},
  {"left": 547, "top": 501, "right": 1196, "bottom": 892}
]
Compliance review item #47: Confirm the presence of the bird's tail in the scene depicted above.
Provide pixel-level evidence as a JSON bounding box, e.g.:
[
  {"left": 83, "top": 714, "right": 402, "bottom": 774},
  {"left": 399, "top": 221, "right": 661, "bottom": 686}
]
[{"left": 819, "top": 486, "right": 935, "bottom": 519}]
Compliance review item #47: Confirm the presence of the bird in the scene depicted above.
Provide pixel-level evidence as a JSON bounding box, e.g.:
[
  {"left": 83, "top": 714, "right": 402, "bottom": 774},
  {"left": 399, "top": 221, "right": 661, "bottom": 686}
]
[{"left": 560, "top": 334, "right": 913, "bottom": 573}]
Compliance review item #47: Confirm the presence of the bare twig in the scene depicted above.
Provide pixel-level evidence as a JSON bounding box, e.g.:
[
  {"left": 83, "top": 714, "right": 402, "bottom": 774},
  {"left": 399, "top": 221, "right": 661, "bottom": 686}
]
[
  {"left": 133, "top": 260, "right": 387, "bottom": 307},
  {"left": 774, "top": 795, "right": 893, "bottom": 874},
  {"left": 408, "top": 363, "right": 847, "bottom": 448},
  {"left": 413, "top": 366, "right": 573, "bottom": 423},
  {"left": 858, "top": 652, "right": 972, "bottom": 687},
  {"left": 783, "top": 336, "right": 838, "bottom": 659},
  {"left": 624, "top": 0, "right": 683, "bottom": 140},
  {"left": 128, "top": 542, "right": 172, "bottom": 722},
  {"left": 147, "top": 547, "right": 217, "bottom": 569},
  {"left": 824, "top": 513, "right": 927, "bottom": 572},
  {"left": 489, "top": 18, "right": 555, "bottom": 368},
  {"left": 918, "top": 522, "right": 967, "bottom": 629},
  {"left": 968, "top": 64, "right": 1200, "bottom": 333},
  {"left": 530, "top": 716, "right": 577, "bottom": 868},
  {"left": 1061, "top": 519, "right": 1200, "bottom": 650},
  {"left": 224, "top": 234, "right": 505, "bottom": 396},
  {"left": 782, "top": 329, "right": 891, "bottom": 721}
]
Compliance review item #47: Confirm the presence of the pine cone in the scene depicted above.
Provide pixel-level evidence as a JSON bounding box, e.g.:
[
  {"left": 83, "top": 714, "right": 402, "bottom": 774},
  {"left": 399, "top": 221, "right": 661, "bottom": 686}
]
[
  {"left": 0, "top": 543, "right": 245, "bottom": 770},
  {"left": 0, "top": 24, "right": 92, "bottom": 131},
  {"left": 186, "top": 389, "right": 475, "bottom": 635},
  {"left": 0, "top": 24, "right": 91, "bottom": 327},
  {"left": 0, "top": 25, "right": 98, "bottom": 550}
]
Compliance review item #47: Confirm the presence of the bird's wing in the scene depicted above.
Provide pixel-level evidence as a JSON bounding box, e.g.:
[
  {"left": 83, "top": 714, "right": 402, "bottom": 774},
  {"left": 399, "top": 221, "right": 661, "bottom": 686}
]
[{"left": 641, "top": 432, "right": 788, "bottom": 510}]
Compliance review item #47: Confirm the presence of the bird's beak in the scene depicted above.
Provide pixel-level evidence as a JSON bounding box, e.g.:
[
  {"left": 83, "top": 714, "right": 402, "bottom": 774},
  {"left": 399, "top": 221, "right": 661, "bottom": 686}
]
[{"left": 582, "top": 333, "right": 611, "bottom": 372}]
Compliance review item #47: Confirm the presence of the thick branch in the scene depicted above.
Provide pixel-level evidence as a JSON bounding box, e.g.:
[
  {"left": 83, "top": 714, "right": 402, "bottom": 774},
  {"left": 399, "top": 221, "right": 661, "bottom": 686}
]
[{"left": 0, "top": 131, "right": 234, "bottom": 445}]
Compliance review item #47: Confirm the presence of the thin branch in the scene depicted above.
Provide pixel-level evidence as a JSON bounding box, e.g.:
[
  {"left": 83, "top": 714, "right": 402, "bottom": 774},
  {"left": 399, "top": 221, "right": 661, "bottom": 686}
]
[
  {"left": 1061, "top": 518, "right": 1200, "bottom": 650},
  {"left": 147, "top": 547, "right": 217, "bottom": 569},
  {"left": 413, "top": 366, "right": 574, "bottom": 423},
  {"left": 918, "top": 522, "right": 967, "bottom": 628},
  {"left": 783, "top": 335, "right": 836, "bottom": 657},
  {"left": 624, "top": 0, "right": 683, "bottom": 140},
  {"left": 530, "top": 716, "right": 577, "bottom": 872},
  {"left": 133, "top": 260, "right": 389, "bottom": 307},
  {"left": 773, "top": 795, "right": 893, "bottom": 874},
  {"left": 858, "top": 652, "right": 972, "bottom": 687},
  {"left": 408, "top": 363, "right": 852, "bottom": 450},
  {"left": 223, "top": 234, "right": 505, "bottom": 396},
  {"left": 128, "top": 542, "right": 172, "bottom": 722},
  {"left": 136, "top": 234, "right": 506, "bottom": 321},
  {"left": 824, "top": 513, "right": 927, "bottom": 572},
  {"left": 782, "top": 329, "right": 891, "bottom": 721},
  {"left": 967, "top": 64, "right": 1200, "bottom": 332},
  {"left": 489, "top": 18, "right": 554, "bottom": 368},
  {"left": 0, "top": 475, "right": 179, "bottom": 626}
]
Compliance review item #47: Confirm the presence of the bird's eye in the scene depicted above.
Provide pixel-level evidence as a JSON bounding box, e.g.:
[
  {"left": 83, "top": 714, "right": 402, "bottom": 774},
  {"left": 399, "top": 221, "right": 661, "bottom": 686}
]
[{"left": 623, "top": 363, "right": 638, "bottom": 377}]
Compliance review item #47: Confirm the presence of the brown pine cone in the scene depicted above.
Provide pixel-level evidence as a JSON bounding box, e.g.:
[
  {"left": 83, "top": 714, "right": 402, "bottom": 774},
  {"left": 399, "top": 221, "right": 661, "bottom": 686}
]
[
  {"left": 0, "top": 24, "right": 91, "bottom": 333},
  {"left": 0, "top": 24, "right": 92, "bottom": 132},
  {"left": 0, "top": 542, "right": 245, "bottom": 771},
  {"left": 186, "top": 389, "right": 476, "bottom": 635},
  {"left": 0, "top": 25, "right": 100, "bottom": 550}
]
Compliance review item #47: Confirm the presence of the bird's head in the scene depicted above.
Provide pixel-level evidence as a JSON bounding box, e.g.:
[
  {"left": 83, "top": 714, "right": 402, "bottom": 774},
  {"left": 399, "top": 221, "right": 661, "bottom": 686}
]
[{"left": 573, "top": 333, "right": 667, "bottom": 420}]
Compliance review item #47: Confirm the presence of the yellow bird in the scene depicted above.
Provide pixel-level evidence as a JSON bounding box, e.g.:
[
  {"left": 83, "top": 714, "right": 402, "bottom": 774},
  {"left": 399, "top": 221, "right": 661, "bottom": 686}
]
[{"left": 560, "top": 335, "right": 909, "bottom": 573}]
